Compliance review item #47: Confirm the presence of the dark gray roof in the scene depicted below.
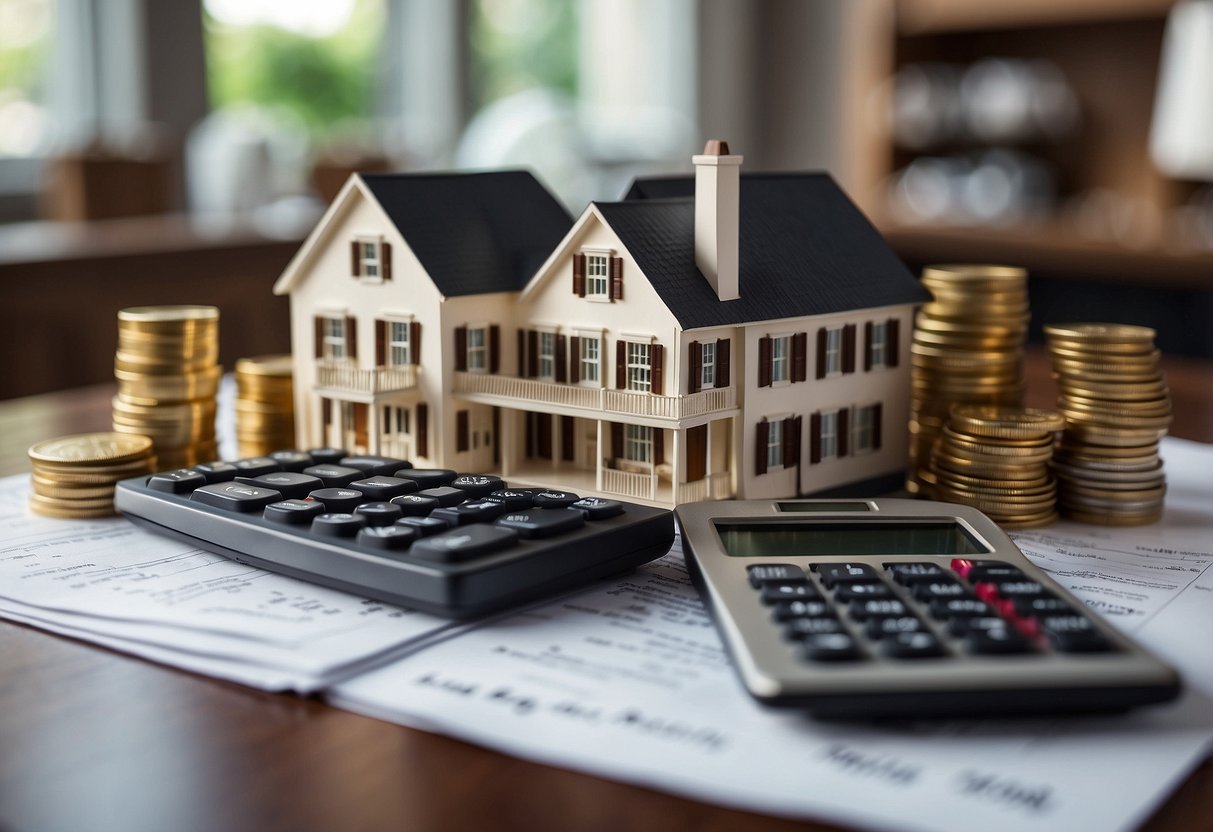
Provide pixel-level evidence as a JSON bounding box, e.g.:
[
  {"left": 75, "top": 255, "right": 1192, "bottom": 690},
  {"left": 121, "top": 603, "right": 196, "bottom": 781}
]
[
  {"left": 360, "top": 170, "right": 573, "bottom": 297},
  {"left": 610, "top": 173, "right": 929, "bottom": 329}
]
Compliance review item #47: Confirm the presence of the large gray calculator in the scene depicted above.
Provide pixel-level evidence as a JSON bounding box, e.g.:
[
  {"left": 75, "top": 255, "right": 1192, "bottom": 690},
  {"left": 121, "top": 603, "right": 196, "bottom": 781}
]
[{"left": 676, "top": 498, "right": 1181, "bottom": 718}]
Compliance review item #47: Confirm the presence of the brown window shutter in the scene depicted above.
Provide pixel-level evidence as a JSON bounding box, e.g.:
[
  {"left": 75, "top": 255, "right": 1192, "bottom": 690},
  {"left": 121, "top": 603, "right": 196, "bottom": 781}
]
[
  {"left": 573, "top": 253, "right": 586, "bottom": 296},
  {"left": 873, "top": 403, "right": 884, "bottom": 449},
  {"left": 609, "top": 256, "right": 623, "bottom": 300},
  {"left": 375, "top": 320, "right": 386, "bottom": 366},
  {"left": 350, "top": 241, "right": 360, "bottom": 277},
  {"left": 887, "top": 319, "right": 900, "bottom": 368},
  {"left": 381, "top": 242, "right": 392, "bottom": 281},
  {"left": 650, "top": 344, "right": 664, "bottom": 394},
  {"left": 314, "top": 316, "right": 324, "bottom": 359},
  {"left": 569, "top": 336, "right": 580, "bottom": 383},
  {"left": 555, "top": 334, "right": 567, "bottom": 383},
  {"left": 791, "top": 415, "right": 803, "bottom": 468},
  {"left": 489, "top": 325, "right": 500, "bottom": 374},
  {"left": 516, "top": 329, "right": 525, "bottom": 376},
  {"left": 610, "top": 421, "right": 623, "bottom": 462},
  {"left": 688, "top": 341, "right": 702, "bottom": 394},
  {"left": 456, "top": 410, "right": 469, "bottom": 452},
  {"left": 654, "top": 427, "right": 665, "bottom": 464},
  {"left": 527, "top": 330, "right": 539, "bottom": 378},
  {"left": 864, "top": 321, "right": 874, "bottom": 371},
  {"left": 560, "top": 415, "right": 575, "bottom": 461},
  {"left": 810, "top": 411, "right": 822, "bottom": 464},
  {"left": 755, "top": 420, "right": 769, "bottom": 476},
  {"left": 616, "top": 340, "right": 626, "bottom": 388},
  {"left": 816, "top": 328, "right": 827, "bottom": 378},
  {"left": 842, "top": 324, "right": 857, "bottom": 373},
  {"left": 410, "top": 321, "right": 421, "bottom": 364},
  {"left": 454, "top": 326, "right": 468, "bottom": 372},
  {"left": 321, "top": 397, "right": 332, "bottom": 427},
  {"left": 345, "top": 316, "right": 358, "bottom": 360},
  {"left": 717, "top": 338, "right": 731, "bottom": 386},
  {"left": 758, "top": 336, "right": 772, "bottom": 388},
  {"left": 417, "top": 403, "right": 429, "bottom": 456},
  {"left": 838, "top": 407, "right": 850, "bottom": 457},
  {"left": 792, "top": 332, "right": 808, "bottom": 382},
  {"left": 781, "top": 416, "right": 796, "bottom": 468}
]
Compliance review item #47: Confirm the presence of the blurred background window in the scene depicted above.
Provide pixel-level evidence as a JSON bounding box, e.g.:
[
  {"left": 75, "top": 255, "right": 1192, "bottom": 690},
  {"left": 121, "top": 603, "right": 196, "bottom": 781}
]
[
  {"left": 469, "top": 0, "right": 575, "bottom": 110},
  {"left": 0, "top": 0, "right": 54, "bottom": 159}
]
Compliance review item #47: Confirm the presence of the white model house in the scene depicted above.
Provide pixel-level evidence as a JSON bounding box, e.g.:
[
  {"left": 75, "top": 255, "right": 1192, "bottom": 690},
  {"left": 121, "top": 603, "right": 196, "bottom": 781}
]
[{"left": 273, "top": 142, "right": 930, "bottom": 506}]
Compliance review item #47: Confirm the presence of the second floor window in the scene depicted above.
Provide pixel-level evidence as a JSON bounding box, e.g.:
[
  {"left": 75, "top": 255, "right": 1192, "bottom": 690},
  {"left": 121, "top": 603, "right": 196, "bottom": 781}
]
[
  {"left": 538, "top": 331, "right": 556, "bottom": 380},
  {"left": 867, "top": 321, "right": 888, "bottom": 369},
  {"left": 467, "top": 327, "right": 488, "bottom": 372},
  {"left": 580, "top": 337, "right": 600, "bottom": 384},
  {"left": 361, "top": 241, "right": 380, "bottom": 279},
  {"left": 586, "top": 254, "right": 609, "bottom": 298},
  {"left": 323, "top": 317, "right": 347, "bottom": 361},
  {"left": 626, "top": 342, "right": 651, "bottom": 392},
  {"left": 823, "top": 327, "right": 843, "bottom": 376},
  {"left": 387, "top": 321, "right": 411, "bottom": 366},
  {"left": 771, "top": 335, "right": 790, "bottom": 384},
  {"left": 701, "top": 341, "right": 716, "bottom": 389}
]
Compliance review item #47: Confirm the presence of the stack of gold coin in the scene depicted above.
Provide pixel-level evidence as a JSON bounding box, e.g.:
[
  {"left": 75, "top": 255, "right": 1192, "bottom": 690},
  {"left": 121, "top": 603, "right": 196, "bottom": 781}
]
[
  {"left": 28, "top": 433, "right": 156, "bottom": 518},
  {"left": 908, "top": 265, "right": 1030, "bottom": 496},
  {"left": 113, "top": 306, "right": 221, "bottom": 469},
  {"left": 235, "top": 355, "right": 295, "bottom": 456},
  {"left": 930, "top": 405, "right": 1065, "bottom": 528},
  {"left": 1044, "top": 323, "right": 1171, "bottom": 525}
]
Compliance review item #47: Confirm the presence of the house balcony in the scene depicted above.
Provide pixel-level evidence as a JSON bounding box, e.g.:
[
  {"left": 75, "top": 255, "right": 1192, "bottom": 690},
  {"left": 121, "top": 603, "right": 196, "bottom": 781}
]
[
  {"left": 452, "top": 372, "right": 737, "bottom": 424},
  {"left": 315, "top": 362, "right": 418, "bottom": 396}
]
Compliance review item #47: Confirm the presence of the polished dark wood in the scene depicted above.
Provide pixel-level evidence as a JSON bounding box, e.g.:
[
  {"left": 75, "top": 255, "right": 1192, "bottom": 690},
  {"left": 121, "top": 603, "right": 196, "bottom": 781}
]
[{"left": 1, "top": 357, "right": 1211, "bottom": 832}]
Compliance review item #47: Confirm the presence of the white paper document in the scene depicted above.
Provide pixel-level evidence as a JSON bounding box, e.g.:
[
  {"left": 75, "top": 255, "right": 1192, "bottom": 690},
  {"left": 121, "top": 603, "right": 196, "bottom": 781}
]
[{"left": 332, "top": 438, "right": 1213, "bottom": 832}]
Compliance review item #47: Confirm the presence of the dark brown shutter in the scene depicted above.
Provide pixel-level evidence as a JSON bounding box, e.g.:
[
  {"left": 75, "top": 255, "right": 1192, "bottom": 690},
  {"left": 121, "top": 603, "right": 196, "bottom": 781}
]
[
  {"left": 816, "top": 328, "right": 827, "bottom": 379},
  {"left": 569, "top": 336, "right": 580, "bottom": 383},
  {"left": 381, "top": 242, "right": 392, "bottom": 281},
  {"left": 610, "top": 422, "right": 623, "bottom": 462},
  {"left": 790, "top": 415, "right": 803, "bottom": 469},
  {"left": 842, "top": 324, "right": 857, "bottom": 373},
  {"left": 345, "top": 316, "right": 357, "bottom": 360},
  {"left": 838, "top": 407, "right": 850, "bottom": 457},
  {"left": 555, "top": 334, "right": 567, "bottom": 383},
  {"left": 573, "top": 253, "right": 586, "bottom": 296},
  {"left": 758, "top": 336, "right": 772, "bottom": 388},
  {"left": 755, "top": 420, "right": 769, "bottom": 476},
  {"left": 321, "top": 397, "right": 332, "bottom": 427},
  {"left": 561, "top": 415, "right": 575, "bottom": 461},
  {"left": 410, "top": 321, "right": 421, "bottom": 364},
  {"left": 810, "top": 411, "right": 822, "bottom": 464},
  {"left": 717, "top": 338, "right": 731, "bottom": 387},
  {"left": 650, "top": 344, "right": 664, "bottom": 394},
  {"left": 686, "top": 424, "right": 707, "bottom": 482},
  {"left": 792, "top": 332, "right": 808, "bottom": 382},
  {"left": 416, "top": 403, "right": 429, "bottom": 456},
  {"left": 489, "top": 325, "right": 500, "bottom": 374},
  {"left": 616, "top": 340, "right": 626, "bottom": 388},
  {"left": 609, "top": 256, "right": 623, "bottom": 300},
  {"left": 864, "top": 321, "right": 874, "bottom": 371},
  {"left": 456, "top": 410, "right": 469, "bottom": 452},
  {"left": 783, "top": 415, "right": 802, "bottom": 468},
  {"left": 654, "top": 427, "right": 665, "bottom": 464},
  {"left": 314, "top": 316, "right": 324, "bottom": 359},
  {"left": 350, "top": 241, "right": 360, "bottom": 277},
  {"left": 887, "top": 319, "right": 900, "bottom": 368},
  {"left": 376, "top": 320, "right": 386, "bottom": 366},
  {"left": 688, "top": 341, "right": 702, "bottom": 394},
  {"left": 516, "top": 329, "right": 525, "bottom": 376},
  {"left": 873, "top": 403, "right": 884, "bottom": 449},
  {"left": 527, "top": 330, "right": 539, "bottom": 378},
  {"left": 492, "top": 407, "right": 501, "bottom": 466},
  {"left": 454, "top": 326, "right": 468, "bottom": 372}
]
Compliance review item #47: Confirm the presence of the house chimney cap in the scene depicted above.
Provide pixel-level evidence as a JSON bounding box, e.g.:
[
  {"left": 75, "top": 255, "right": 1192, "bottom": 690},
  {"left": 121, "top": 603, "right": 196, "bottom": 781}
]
[{"left": 702, "top": 139, "right": 730, "bottom": 155}]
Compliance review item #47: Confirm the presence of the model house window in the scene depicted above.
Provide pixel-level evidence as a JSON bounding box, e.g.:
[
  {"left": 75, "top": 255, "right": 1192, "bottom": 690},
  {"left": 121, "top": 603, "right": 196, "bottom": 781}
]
[
  {"left": 819, "top": 409, "right": 839, "bottom": 460},
  {"left": 766, "top": 418, "right": 784, "bottom": 471},
  {"left": 690, "top": 338, "right": 731, "bottom": 393},
  {"left": 323, "top": 317, "right": 347, "bottom": 361},
  {"left": 852, "top": 405, "right": 876, "bottom": 453},
  {"left": 388, "top": 321, "right": 411, "bottom": 366},
  {"left": 586, "top": 255, "right": 609, "bottom": 297},
  {"left": 351, "top": 238, "right": 391, "bottom": 281},
  {"left": 455, "top": 324, "right": 498, "bottom": 374},
  {"left": 864, "top": 319, "right": 900, "bottom": 371},
  {"left": 580, "top": 337, "right": 599, "bottom": 384},
  {"left": 626, "top": 342, "right": 651, "bottom": 392},
  {"left": 623, "top": 424, "right": 653, "bottom": 464},
  {"left": 757, "top": 333, "right": 805, "bottom": 387},
  {"left": 771, "top": 336, "right": 790, "bottom": 384},
  {"left": 823, "top": 327, "right": 843, "bottom": 376},
  {"left": 362, "top": 241, "right": 380, "bottom": 279},
  {"left": 573, "top": 252, "right": 623, "bottom": 300},
  {"left": 467, "top": 327, "right": 488, "bottom": 372},
  {"left": 538, "top": 331, "right": 556, "bottom": 380},
  {"left": 816, "top": 324, "right": 857, "bottom": 378},
  {"left": 700, "top": 341, "right": 716, "bottom": 389}
]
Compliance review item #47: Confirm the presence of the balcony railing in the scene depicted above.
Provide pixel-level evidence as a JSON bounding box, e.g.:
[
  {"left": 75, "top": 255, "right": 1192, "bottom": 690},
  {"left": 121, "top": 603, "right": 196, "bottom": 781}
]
[
  {"left": 676, "top": 472, "right": 732, "bottom": 504},
  {"left": 316, "top": 363, "right": 417, "bottom": 394},
  {"left": 453, "top": 372, "right": 736, "bottom": 421},
  {"left": 602, "top": 467, "right": 658, "bottom": 501}
]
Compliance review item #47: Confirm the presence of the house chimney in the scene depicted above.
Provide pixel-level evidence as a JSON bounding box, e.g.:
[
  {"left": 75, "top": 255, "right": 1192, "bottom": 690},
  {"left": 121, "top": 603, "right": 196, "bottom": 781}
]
[{"left": 693, "top": 139, "right": 743, "bottom": 301}]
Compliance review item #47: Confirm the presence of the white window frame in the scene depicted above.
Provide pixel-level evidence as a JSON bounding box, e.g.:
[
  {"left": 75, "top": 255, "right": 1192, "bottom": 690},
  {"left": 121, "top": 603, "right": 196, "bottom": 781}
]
[
  {"left": 322, "top": 316, "right": 347, "bottom": 361},
  {"left": 386, "top": 319, "right": 412, "bottom": 366},
  {"left": 852, "top": 404, "right": 877, "bottom": 454},
  {"left": 357, "top": 237, "right": 383, "bottom": 282},
  {"left": 579, "top": 335, "right": 600, "bottom": 386},
  {"left": 766, "top": 418, "right": 784, "bottom": 471},
  {"left": 771, "top": 334, "right": 791, "bottom": 384},
  {"left": 868, "top": 321, "right": 888, "bottom": 370},
  {"left": 537, "top": 329, "right": 556, "bottom": 381},
  {"left": 585, "top": 251, "right": 610, "bottom": 300},
  {"left": 824, "top": 326, "right": 844, "bottom": 376},
  {"left": 820, "top": 409, "right": 840, "bottom": 461},
  {"left": 626, "top": 340, "right": 651, "bottom": 392},
  {"left": 466, "top": 325, "right": 488, "bottom": 373},
  {"left": 700, "top": 340, "right": 716, "bottom": 390},
  {"left": 623, "top": 424, "right": 653, "bottom": 464}
]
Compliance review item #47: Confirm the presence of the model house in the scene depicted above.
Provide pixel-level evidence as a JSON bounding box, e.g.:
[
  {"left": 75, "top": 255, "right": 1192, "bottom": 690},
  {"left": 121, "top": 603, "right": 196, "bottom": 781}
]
[{"left": 273, "top": 141, "right": 930, "bottom": 506}]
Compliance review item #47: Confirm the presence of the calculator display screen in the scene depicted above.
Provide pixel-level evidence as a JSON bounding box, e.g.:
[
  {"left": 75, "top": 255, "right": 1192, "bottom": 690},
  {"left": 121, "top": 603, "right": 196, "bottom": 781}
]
[{"left": 715, "top": 522, "right": 987, "bottom": 557}]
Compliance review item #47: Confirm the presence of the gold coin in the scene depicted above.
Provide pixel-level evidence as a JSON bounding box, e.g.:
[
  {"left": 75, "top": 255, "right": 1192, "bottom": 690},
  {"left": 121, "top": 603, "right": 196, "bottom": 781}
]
[
  {"left": 28, "top": 499, "right": 120, "bottom": 519},
  {"left": 949, "top": 405, "right": 1066, "bottom": 439},
  {"left": 1060, "top": 507, "right": 1162, "bottom": 526},
  {"left": 1043, "top": 322, "right": 1156, "bottom": 342},
  {"left": 930, "top": 468, "right": 1051, "bottom": 491},
  {"left": 922, "top": 264, "right": 1028, "bottom": 283},
  {"left": 30, "top": 477, "right": 118, "bottom": 500},
  {"left": 235, "top": 354, "right": 294, "bottom": 376},
  {"left": 118, "top": 305, "right": 219, "bottom": 324},
  {"left": 29, "top": 433, "right": 154, "bottom": 466},
  {"left": 1000, "top": 512, "right": 1060, "bottom": 530},
  {"left": 28, "top": 491, "right": 118, "bottom": 512}
]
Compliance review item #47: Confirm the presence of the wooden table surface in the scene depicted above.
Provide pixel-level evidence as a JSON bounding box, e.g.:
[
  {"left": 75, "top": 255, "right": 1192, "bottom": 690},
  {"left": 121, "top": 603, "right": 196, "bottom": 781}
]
[{"left": 1, "top": 350, "right": 1211, "bottom": 832}]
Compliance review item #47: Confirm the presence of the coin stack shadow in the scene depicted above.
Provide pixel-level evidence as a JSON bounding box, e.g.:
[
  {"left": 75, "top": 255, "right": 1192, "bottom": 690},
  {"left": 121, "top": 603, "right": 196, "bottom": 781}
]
[
  {"left": 908, "top": 265, "right": 1030, "bottom": 497},
  {"left": 112, "top": 306, "right": 221, "bottom": 470},
  {"left": 28, "top": 433, "right": 156, "bottom": 518},
  {"left": 1044, "top": 324, "right": 1171, "bottom": 525},
  {"left": 235, "top": 355, "right": 295, "bottom": 457}
]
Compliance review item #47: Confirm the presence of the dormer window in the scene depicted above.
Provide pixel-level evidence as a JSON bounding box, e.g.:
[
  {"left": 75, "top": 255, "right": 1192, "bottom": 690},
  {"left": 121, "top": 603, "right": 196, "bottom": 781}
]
[
  {"left": 573, "top": 251, "right": 622, "bottom": 301},
  {"left": 351, "top": 237, "right": 392, "bottom": 282},
  {"left": 586, "top": 254, "right": 609, "bottom": 298}
]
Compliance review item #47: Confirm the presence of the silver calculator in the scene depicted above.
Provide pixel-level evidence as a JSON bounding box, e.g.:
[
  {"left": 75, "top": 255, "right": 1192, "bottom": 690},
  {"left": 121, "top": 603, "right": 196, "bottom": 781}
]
[{"left": 676, "top": 498, "right": 1181, "bottom": 718}]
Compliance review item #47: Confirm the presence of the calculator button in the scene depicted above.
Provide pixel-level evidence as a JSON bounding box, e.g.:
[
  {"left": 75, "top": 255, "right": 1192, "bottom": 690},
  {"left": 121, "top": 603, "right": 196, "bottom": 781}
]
[
  {"left": 354, "top": 501, "right": 405, "bottom": 526},
  {"left": 1039, "top": 616, "right": 1113, "bottom": 653},
  {"left": 801, "top": 633, "right": 863, "bottom": 662},
  {"left": 814, "top": 563, "right": 880, "bottom": 588},
  {"left": 450, "top": 475, "right": 505, "bottom": 500},
  {"left": 390, "top": 494, "right": 441, "bottom": 516},
  {"left": 306, "top": 448, "right": 346, "bottom": 465},
  {"left": 909, "top": 580, "right": 970, "bottom": 602},
  {"left": 1012, "top": 597, "right": 1077, "bottom": 617},
  {"left": 847, "top": 599, "right": 909, "bottom": 621},
  {"left": 771, "top": 599, "right": 833, "bottom": 621},
  {"left": 340, "top": 456, "right": 410, "bottom": 477},
  {"left": 311, "top": 513, "right": 367, "bottom": 538},
  {"left": 866, "top": 616, "right": 926, "bottom": 639},
  {"left": 532, "top": 489, "right": 579, "bottom": 509},
  {"left": 193, "top": 462, "right": 238, "bottom": 483},
  {"left": 976, "top": 581, "right": 1051, "bottom": 603},
  {"left": 356, "top": 524, "right": 418, "bottom": 550},
  {"left": 947, "top": 616, "right": 1011, "bottom": 638},
  {"left": 928, "top": 598, "right": 994, "bottom": 620},
  {"left": 965, "top": 627, "right": 1035, "bottom": 655},
  {"left": 148, "top": 469, "right": 207, "bottom": 494},
  {"left": 306, "top": 488, "right": 366, "bottom": 513},
  {"left": 236, "top": 472, "right": 322, "bottom": 500},
  {"left": 233, "top": 457, "right": 281, "bottom": 477},
  {"left": 833, "top": 582, "right": 893, "bottom": 602},
  {"left": 759, "top": 581, "right": 821, "bottom": 605},
  {"left": 302, "top": 465, "right": 363, "bottom": 488},
  {"left": 885, "top": 562, "right": 947, "bottom": 584},
  {"left": 268, "top": 451, "right": 314, "bottom": 472},
  {"left": 746, "top": 564, "right": 805, "bottom": 588},
  {"left": 349, "top": 477, "right": 419, "bottom": 501},
  {"left": 966, "top": 563, "right": 1026, "bottom": 582},
  {"left": 496, "top": 508, "right": 585, "bottom": 539},
  {"left": 397, "top": 516, "right": 449, "bottom": 536},
  {"left": 432, "top": 500, "right": 508, "bottom": 526},
  {"left": 881, "top": 631, "right": 946, "bottom": 659},
  {"left": 783, "top": 616, "right": 845, "bottom": 638},
  {"left": 410, "top": 524, "right": 519, "bottom": 563},
  {"left": 571, "top": 497, "right": 625, "bottom": 520},
  {"left": 398, "top": 469, "right": 458, "bottom": 489},
  {"left": 486, "top": 489, "right": 535, "bottom": 510},
  {"left": 264, "top": 499, "right": 325, "bottom": 525},
  {"left": 191, "top": 482, "right": 283, "bottom": 512}
]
